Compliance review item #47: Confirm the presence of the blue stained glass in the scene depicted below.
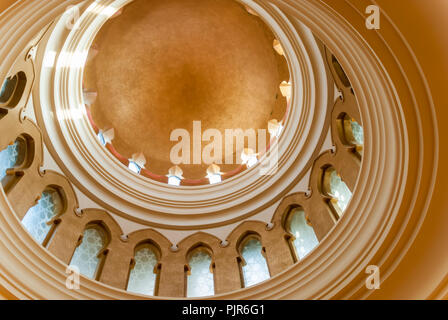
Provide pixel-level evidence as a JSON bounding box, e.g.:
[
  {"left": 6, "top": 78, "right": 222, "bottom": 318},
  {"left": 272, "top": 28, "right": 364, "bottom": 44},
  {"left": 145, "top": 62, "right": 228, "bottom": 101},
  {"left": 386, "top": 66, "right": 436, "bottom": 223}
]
[
  {"left": 0, "top": 79, "right": 5, "bottom": 98},
  {"left": 0, "top": 76, "right": 17, "bottom": 103},
  {"left": 22, "top": 191, "right": 62, "bottom": 244},
  {"left": 0, "top": 141, "right": 22, "bottom": 181},
  {"left": 70, "top": 228, "right": 106, "bottom": 279},
  {"left": 350, "top": 120, "right": 364, "bottom": 145},
  {"left": 329, "top": 170, "right": 352, "bottom": 213}
]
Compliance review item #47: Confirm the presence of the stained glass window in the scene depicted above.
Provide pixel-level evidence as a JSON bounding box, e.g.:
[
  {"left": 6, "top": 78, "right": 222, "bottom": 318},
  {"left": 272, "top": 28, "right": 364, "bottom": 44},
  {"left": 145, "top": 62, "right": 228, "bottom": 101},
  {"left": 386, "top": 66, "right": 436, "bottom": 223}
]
[
  {"left": 127, "top": 246, "right": 159, "bottom": 296},
  {"left": 350, "top": 119, "right": 364, "bottom": 145},
  {"left": 70, "top": 227, "right": 107, "bottom": 279},
  {"left": 341, "top": 114, "right": 364, "bottom": 148},
  {"left": 241, "top": 238, "right": 270, "bottom": 287},
  {"left": 22, "top": 190, "right": 63, "bottom": 244},
  {"left": 328, "top": 169, "right": 352, "bottom": 213},
  {"left": 207, "top": 173, "right": 222, "bottom": 184},
  {"left": 0, "top": 139, "right": 25, "bottom": 182},
  {"left": 288, "top": 208, "right": 319, "bottom": 260},
  {"left": 187, "top": 248, "right": 214, "bottom": 297},
  {"left": 0, "top": 75, "right": 17, "bottom": 103}
]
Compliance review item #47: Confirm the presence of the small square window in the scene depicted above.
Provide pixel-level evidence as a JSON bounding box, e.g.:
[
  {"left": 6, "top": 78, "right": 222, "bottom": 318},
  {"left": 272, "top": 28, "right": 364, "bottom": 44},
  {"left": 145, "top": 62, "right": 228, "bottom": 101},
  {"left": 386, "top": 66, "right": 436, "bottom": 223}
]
[
  {"left": 97, "top": 132, "right": 106, "bottom": 146},
  {"left": 168, "top": 176, "right": 181, "bottom": 186},
  {"left": 208, "top": 173, "right": 222, "bottom": 184},
  {"left": 128, "top": 161, "right": 142, "bottom": 174}
]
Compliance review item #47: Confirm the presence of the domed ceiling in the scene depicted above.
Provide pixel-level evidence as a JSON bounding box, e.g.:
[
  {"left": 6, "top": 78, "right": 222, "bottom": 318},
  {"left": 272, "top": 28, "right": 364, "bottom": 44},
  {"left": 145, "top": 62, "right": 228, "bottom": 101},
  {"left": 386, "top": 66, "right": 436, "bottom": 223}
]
[{"left": 83, "top": 0, "right": 289, "bottom": 179}]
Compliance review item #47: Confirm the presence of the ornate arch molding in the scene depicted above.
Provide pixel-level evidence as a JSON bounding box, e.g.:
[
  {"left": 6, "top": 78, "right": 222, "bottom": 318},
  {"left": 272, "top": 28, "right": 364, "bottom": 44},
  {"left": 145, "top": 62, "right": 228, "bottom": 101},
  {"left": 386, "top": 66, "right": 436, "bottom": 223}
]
[{"left": 0, "top": 0, "right": 442, "bottom": 300}]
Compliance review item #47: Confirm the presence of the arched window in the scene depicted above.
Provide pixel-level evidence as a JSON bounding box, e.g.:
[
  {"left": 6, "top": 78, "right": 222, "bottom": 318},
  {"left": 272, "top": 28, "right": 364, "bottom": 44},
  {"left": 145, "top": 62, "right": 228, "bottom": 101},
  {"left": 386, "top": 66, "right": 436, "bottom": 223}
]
[
  {"left": 239, "top": 235, "right": 270, "bottom": 287},
  {"left": 0, "top": 72, "right": 26, "bottom": 108},
  {"left": 0, "top": 75, "right": 18, "bottom": 104},
  {"left": 22, "top": 189, "right": 64, "bottom": 246},
  {"left": 0, "top": 137, "right": 27, "bottom": 182},
  {"left": 127, "top": 243, "right": 160, "bottom": 296},
  {"left": 322, "top": 167, "right": 352, "bottom": 216},
  {"left": 69, "top": 225, "right": 109, "bottom": 280},
  {"left": 338, "top": 113, "right": 364, "bottom": 155},
  {"left": 186, "top": 247, "right": 215, "bottom": 297},
  {"left": 285, "top": 207, "right": 319, "bottom": 261}
]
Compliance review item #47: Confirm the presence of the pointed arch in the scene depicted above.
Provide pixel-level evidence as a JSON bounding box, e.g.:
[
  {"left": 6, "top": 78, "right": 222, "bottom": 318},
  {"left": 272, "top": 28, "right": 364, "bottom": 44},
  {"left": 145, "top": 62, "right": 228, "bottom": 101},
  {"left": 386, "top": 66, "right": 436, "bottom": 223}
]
[
  {"left": 69, "top": 221, "right": 110, "bottom": 280},
  {"left": 236, "top": 231, "right": 270, "bottom": 288},
  {"left": 185, "top": 244, "right": 215, "bottom": 297},
  {"left": 126, "top": 240, "right": 161, "bottom": 296},
  {"left": 283, "top": 206, "right": 319, "bottom": 261}
]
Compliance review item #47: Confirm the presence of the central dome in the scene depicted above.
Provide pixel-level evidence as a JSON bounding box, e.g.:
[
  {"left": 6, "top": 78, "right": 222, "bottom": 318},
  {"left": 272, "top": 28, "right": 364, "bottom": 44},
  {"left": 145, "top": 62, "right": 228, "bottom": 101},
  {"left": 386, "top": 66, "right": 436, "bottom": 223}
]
[{"left": 84, "top": 0, "right": 289, "bottom": 179}]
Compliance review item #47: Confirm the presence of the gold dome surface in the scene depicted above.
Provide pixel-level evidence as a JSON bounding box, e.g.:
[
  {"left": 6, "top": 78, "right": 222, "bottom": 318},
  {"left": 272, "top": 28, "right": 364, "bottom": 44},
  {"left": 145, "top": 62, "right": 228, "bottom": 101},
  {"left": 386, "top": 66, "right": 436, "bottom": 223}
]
[{"left": 84, "top": 0, "right": 289, "bottom": 179}]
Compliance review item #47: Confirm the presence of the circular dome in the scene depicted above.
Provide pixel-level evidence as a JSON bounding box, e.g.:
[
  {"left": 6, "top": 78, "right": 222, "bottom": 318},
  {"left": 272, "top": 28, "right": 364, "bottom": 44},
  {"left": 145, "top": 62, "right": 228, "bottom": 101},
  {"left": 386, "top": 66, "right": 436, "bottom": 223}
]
[{"left": 84, "top": 0, "right": 289, "bottom": 179}]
